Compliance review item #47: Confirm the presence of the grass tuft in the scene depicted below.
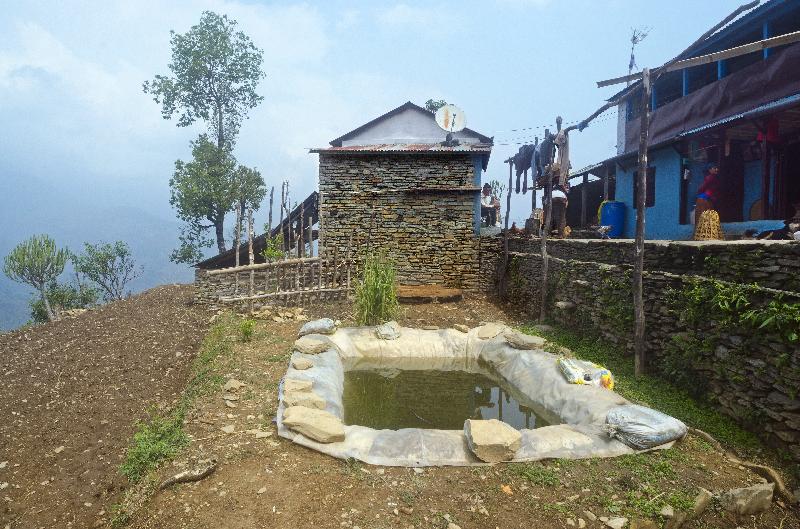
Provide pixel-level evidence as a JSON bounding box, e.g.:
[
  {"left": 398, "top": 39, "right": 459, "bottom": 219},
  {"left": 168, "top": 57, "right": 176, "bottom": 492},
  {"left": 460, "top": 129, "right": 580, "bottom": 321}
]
[{"left": 354, "top": 252, "right": 399, "bottom": 326}]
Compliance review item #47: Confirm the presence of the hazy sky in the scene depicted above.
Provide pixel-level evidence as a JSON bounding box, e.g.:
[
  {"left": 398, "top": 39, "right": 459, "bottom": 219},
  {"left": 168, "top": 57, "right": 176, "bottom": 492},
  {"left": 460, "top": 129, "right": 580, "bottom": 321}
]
[{"left": 1, "top": 0, "right": 743, "bottom": 227}]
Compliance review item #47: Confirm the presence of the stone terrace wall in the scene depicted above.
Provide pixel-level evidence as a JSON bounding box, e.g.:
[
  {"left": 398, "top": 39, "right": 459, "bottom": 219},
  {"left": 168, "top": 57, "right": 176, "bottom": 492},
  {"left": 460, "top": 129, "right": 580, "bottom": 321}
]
[
  {"left": 487, "top": 237, "right": 800, "bottom": 462},
  {"left": 319, "top": 152, "right": 481, "bottom": 290}
]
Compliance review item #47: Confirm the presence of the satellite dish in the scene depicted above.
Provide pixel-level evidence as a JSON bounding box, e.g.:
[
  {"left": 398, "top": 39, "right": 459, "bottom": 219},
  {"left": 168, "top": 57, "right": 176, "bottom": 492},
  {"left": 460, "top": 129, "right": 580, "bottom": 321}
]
[{"left": 435, "top": 104, "right": 466, "bottom": 133}]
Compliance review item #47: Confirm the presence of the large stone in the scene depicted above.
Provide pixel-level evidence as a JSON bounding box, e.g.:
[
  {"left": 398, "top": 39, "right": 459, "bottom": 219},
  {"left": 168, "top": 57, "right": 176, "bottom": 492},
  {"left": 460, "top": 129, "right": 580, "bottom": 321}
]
[
  {"left": 283, "top": 389, "right": 326, "bottom": 410},
  {"left": 298, "top": 318, "right": 337, "bottom": 337},
  {"left": 464, "top": 419, "right": 521, "bottom": 462},
  {"left": 476, "top": 322, "right": 506, "bottom": 339},
  {"left": 504, "top": 331, "right": 546, "bottom": 350},
  {"left": 291, "top": 357, "right": 314, "bottom": 370},
  {"left": 284, "top": 378, "right": 313, "bottom": 392},
  {"left": 283, "top": 406, "right": 345, "bottom": 443},
  {"left": 719, "top": 482, "right": 774, "bottom": 515},
  {"left": 293, "top": 334, "right": 332, "bottom": 355},
  {"left": 376, "top": 321, "right": 401, "bottom": 340}
]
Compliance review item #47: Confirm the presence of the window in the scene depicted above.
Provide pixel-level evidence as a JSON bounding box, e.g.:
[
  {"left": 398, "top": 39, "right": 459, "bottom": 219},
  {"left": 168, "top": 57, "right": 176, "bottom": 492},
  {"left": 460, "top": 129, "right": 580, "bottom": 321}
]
[{"left": 632, "top": 167, "right": 656, "bottom": 208}]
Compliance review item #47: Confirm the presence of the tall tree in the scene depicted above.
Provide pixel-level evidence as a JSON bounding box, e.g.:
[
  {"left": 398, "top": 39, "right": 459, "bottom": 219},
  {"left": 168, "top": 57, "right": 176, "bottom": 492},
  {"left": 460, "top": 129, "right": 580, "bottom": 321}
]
[
  {"left": 424, "top": 99, "right": 448, "bottom": 113},
  {"left": 143, "top": 10, "right": 265, "bottom": 150},
  {"left": 3, "top": 234, "right": 68, "bottom": 322},
  {"left": 72, "top": 241, "right": 142, "bottom": 301},
  {"left": 170, "top": 135, "right": 237, "bottom": 259}
]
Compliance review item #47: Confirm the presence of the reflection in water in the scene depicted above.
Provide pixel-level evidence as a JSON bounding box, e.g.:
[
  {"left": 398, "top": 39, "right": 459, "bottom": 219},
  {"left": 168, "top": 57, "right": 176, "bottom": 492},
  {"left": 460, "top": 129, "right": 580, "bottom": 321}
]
[{"left": 342, "top": 369, "right": 551, "bottom": 430}]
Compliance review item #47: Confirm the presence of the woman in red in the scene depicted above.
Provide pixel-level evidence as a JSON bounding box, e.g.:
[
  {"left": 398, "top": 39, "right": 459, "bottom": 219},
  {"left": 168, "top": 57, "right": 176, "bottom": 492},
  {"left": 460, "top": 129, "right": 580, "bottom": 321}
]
[{"left": 695, "top": 162, "right": 720, "bottom": 228}]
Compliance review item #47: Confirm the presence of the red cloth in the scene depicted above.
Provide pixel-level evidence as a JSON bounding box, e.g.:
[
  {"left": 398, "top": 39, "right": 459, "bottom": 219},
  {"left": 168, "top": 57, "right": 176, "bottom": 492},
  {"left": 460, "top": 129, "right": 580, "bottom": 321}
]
[{"left": 698, "top": 173, "right": 720, "bottom": 203}]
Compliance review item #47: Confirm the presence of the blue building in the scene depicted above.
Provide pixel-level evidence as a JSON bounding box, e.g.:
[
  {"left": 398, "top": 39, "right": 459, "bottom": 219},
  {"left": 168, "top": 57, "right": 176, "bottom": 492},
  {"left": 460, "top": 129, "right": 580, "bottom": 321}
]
[{"left": 575, "top": 0, "right": 800, "bottom": 239}]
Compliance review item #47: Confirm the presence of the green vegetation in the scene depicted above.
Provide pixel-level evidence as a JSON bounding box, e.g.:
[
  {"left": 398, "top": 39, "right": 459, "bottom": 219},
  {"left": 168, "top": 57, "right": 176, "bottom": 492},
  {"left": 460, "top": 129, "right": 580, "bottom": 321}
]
[
  {"left": 239, "top": 318, "right": 256, "bottom": 342},
  {"left": 119, "top": 315, "right": 234, "bottom": 484},
  {"left": 518, "top": 324, "right": 760, "bottom": 452},
  {"left": 3, "top": 234, "right": 69, "bottom": 322},
  {"left": 260, "top": 234, "right": 284, "bottom": 262},
  {"left": 29, "top": 280, "right": 98, "bottom": 323},
  {"left": 354, "top": 253, "right": 399, "bottom": 326},
  {"left": 505, "top": 462, "right": 559, "bottom": 486},
  {"left": 72, "top": 241, "right": 142, "bottom": 301}
]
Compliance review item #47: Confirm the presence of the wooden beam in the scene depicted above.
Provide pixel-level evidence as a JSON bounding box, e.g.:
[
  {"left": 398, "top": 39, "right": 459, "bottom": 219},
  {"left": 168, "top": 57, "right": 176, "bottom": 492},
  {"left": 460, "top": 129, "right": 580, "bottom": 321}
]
[
  {"left": 580, "top": 173, "right": 589, "bottom": 228},
  {"left": 633, "top": 68, "right": 651, "bottom": 377},
  {"left": 219, "top": 287, "right": 348, "bottom": 303},
  {"left": 665, "top": 30, "right": 800, "bottom": 72},
  {"left": 206, "top": 256, "right": 321, "bottom": 275}
]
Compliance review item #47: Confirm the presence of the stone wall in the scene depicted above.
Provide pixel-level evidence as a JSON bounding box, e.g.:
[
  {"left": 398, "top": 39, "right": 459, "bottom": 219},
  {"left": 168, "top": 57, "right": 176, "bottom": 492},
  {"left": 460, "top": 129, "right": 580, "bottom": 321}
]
[
  {"left": 486, "top": 236, "right": 800, "bottom": 461},
  {"left": 318, "top": 152, "right": 481, "bottom": 290}
]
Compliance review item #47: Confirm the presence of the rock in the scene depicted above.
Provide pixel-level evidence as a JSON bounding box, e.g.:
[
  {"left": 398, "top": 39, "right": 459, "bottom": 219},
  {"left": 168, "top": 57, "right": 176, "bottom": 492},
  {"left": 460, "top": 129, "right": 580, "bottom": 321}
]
[
  {"left": 446, "top": 524, "right": 461, "bottom": 529},
  {"left": 376, "top": 321, "right": 401, "bottom": 340},
  {"left": 719, "top": 482, "right": 774, "bottom": 515},
  {"left": 282, "top": 406, "right": 345, "bottom": 443},
  {"left": 476, "top": 322, "right": 506, "bottom": 339},
  {"left": 504, "top": 331, "right": 546, "bottom": 350},
  {"left": 298, "top": 318, "right": 337, "bottom": 337},
  {"left": 578, "top": 519, "right": 586, "bottom": 529},
  {"left": 629, "top": 520, "right": 658, "bottom": 529},
  {"left": 583, "top": 510, "right": 597, "bottom": 522},
  {"left": 693, "top": 488, "right": 712, "bottom": 517},
  {"left": 284, "top": 379, "right": 313, "bottom": 392},
  {"left": 221, "top": 425, "right": 235, "bottom": 434},
  {"left": 293, "top": 335, "right": 332, "bottom": 355},
  {"left": 291, "top": 357, "right": 314, "bottom": 370},
  {"left": 255, "top": 431, "right": 272, "bottom": 439},
  {"left": 257, "top": 487, "right": 266, "bottom": 494},
  {"left": 422, "top": 325, "right": 439, "bottom": 330},
  {"left": 532, "top": 323, "right": 554, "bottom": 332},
  {"left": 224, "top": 400, "right": 237, "bottom": 408},
  {"left": 555, "top": 301, "right": 576, "bottom": 310},
  {"left": 659, "top": 505, "right": 674, "bottom": 518},
  {"left": 283, "top": 389, "right": 326, "bottom": 410},
  {"left": 222, "top": 393, "right": 239, "bottom": 401},
  {"left": 54, "top": 446, "right": 65, "bottom": 454},
  {"left": 464, "top": 419, "right": 521, "bottom": 462},
  {"left": 663, "top": 513, "right": 687, "bottom": 529},
  {"left": 566, "top": 519, "right": 575, "bottom": 526},
  {"left": 599, "top": 517, "right": 627, "bottom": 529},
  {"left": 223, "top": 379, "right": 246, "bottom": 392},
  {"left": 453, "top": 324, "right": 469, "bottom": 333}
]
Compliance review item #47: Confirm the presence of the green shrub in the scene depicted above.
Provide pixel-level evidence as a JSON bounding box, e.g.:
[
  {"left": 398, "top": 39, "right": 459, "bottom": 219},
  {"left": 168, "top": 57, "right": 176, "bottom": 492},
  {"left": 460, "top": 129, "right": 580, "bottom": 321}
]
[
  {"left": 354, "top": 253, "right": 399, "bottom": 326},
  {"left": 239, "top": 318, "right": 256, "bottom": 341},
  {"left": 119, "top": 412, "right": 188, "bottom": 483}
]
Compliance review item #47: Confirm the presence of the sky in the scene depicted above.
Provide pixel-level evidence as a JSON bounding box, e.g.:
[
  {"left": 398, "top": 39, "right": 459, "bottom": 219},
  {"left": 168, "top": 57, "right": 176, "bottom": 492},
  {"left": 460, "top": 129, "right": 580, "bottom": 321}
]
[{"left": 0, "top": 0, "right": 744, "bottom": 247}]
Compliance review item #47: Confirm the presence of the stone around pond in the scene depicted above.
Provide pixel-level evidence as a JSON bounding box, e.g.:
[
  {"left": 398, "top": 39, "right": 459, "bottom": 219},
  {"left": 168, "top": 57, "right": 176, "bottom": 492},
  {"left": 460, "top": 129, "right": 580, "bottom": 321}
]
[
  {"left": 284, "top": 379, "right": 313, "bottom": 392},
  {"left": 719, "top": 482, "right": 774, "bottom": 515},
  {"left": 283, "top": 389, "right": 326, "bottom": 410},
  {"left": 293, "top": 335, "right": 333, "bottom": 355},
  {"left": 291, "top": 357, "right": 314, "bottom": 370},
  {"left": 298, "top": 318, "right": 337, "bottom": 337},
  {"left": 464, "top": 419, "right": 521, "bottom": 462},
  {"left": 376, "top": 321, "right": 401, "bottom": 340},
  {"left": 504, "top": 331, "right": 546, "bottom": 350},
  {"left": 283, "top": 406, "right": 345, "bottom": 443},
  {"left": 476, "top": 322, "right": 506, "bottom": 339}
]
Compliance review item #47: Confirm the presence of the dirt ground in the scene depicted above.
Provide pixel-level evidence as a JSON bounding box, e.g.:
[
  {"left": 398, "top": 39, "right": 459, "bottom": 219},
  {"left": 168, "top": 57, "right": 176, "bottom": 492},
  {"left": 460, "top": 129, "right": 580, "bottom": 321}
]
[
  {"left": 122, "top": 297, "right": 799, "bottom": 529},
  {"left": 0, "top": 285, "right": 209, "bottom": 529}
]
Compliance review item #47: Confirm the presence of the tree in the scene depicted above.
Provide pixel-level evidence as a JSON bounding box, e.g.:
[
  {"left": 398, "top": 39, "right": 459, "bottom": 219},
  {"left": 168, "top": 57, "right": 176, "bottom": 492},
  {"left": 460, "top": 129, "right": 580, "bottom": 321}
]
[
  {"left": 169, "top": 135, "right": 238, "bottom": 259},
  {"left": 29, "top": 280, "right": 98, "bottom": 324},
  {"left": 143, "top": 10, "right": 265, "bottom": 150},
  {"left": 424, "top": 99, "right": 447, "bottom": 113},
  {"left": 73, "top": 241, "right": 142, "bottom": 301},
  {"left": 3, "top": 235, "right": 68, "bottom": 322}
]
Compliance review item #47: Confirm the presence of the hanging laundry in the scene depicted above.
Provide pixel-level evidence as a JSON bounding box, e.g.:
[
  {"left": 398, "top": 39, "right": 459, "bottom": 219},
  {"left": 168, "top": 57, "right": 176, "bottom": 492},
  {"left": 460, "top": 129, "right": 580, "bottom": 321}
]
[
  {"left": 522, "top": 168, "right": 528, "bottom": 194},
  {"left": 554, "top": 130, "right": 571, "bottom": 189}
]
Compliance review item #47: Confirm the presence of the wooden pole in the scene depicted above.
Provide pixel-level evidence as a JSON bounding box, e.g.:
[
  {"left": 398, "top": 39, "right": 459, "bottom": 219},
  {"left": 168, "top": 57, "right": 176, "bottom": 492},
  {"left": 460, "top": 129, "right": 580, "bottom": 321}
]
[
  {"left": 581, "top": 172, "right": 589, "bottom": 227},
  {"left": 299, "top": 202, "right": 305, "bottom": 258},
  {"left": 247, "top": 208, "right": 255, "bottom": 315},
  {"left": 634, "top": 67, "right": 651, "bottom": 376},
  {"left": 500, "top": 159, "right": 513, "bottom": 297},
  {"left": 267, "top": 186, "right": 274, "bottom": 234},
  {"left": 540, "top": 177, "right": 553, "bottom": 323},
  {"left": 233, "top": 203, "right": 242, "bottom": 295},
  {"left": 761, "top": 130, "right": 770, "bottom": 219},
  {"left": 279, "top": 182, "right": 285, "bottom": 252}
]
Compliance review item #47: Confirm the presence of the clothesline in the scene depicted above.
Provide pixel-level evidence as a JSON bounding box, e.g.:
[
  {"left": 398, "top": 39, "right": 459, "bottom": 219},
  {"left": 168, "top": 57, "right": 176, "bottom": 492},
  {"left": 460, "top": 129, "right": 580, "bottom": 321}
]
[{"left": 494, "top": 111, "right": 618, "bottom": 146}]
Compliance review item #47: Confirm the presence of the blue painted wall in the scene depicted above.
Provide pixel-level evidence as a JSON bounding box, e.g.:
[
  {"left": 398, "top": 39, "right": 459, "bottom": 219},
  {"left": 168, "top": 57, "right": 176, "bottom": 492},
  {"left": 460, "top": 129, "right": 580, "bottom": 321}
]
[{"left": 615, "top": 147, "right": 783, "bottom": 240}]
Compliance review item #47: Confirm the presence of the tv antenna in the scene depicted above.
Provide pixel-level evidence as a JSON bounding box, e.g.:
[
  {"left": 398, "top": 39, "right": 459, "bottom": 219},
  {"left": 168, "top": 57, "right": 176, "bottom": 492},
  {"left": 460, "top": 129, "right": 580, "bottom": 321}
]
[{"left": 435, "top": 104, "right": 466, "bottom": 147}]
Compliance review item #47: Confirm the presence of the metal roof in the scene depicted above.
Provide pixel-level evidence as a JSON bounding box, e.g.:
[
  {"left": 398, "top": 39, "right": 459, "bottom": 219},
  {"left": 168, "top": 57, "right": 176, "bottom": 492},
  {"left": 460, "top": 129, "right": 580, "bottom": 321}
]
[{"left": 310, "top": 143, "right": 493, "bottom": 153}]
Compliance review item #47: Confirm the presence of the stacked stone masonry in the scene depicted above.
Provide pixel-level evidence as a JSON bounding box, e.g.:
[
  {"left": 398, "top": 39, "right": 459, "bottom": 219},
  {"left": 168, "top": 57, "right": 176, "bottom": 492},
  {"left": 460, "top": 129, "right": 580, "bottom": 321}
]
[
  {"left": 318, "top": 153, "right": 481, "bottom": 290},
  {"left": 483, "top": 236, "right": 800, "bottom": 462}
]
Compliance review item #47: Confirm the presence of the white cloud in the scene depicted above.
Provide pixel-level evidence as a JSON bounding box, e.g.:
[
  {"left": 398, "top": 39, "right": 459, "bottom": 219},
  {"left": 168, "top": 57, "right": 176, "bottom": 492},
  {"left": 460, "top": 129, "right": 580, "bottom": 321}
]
[{"left": 375, "top": 4, "right": 464, "bottom": 35}]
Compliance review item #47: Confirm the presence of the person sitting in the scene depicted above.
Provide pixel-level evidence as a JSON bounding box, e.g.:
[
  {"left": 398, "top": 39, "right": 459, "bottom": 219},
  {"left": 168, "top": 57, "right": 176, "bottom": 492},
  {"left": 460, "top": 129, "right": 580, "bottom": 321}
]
[{"left": 480, "top": 183, "right": 501, "bottom": 227}]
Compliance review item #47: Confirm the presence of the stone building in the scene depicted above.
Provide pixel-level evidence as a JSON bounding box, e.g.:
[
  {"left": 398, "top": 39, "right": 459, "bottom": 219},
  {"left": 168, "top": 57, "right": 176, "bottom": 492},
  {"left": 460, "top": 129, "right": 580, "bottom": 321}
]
[{"left": 311, "top": 102, "right": 493, "bottom": 290}]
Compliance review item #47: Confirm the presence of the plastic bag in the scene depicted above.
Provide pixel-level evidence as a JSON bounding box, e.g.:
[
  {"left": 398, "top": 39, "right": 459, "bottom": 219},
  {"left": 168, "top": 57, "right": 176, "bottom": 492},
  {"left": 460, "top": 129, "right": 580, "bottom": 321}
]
[
  {"left": 604, "top": 404, "right": 687, "bottom": 449},
  {"left": 557, "top": 357, "right": 615, "bottom": 390}
]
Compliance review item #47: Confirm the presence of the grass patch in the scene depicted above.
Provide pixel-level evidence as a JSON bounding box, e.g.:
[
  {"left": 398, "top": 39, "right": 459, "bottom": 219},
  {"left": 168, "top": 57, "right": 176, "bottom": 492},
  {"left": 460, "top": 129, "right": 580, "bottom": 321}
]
[
  {"left": 239, "top": 318, "right": 256, "bottom": 342},
  {"left": 119, "top": 413, "right": 188, "bottom": 483},
  {"left": 518, "top": 324, "right": 760, "bottom": 453},
  {"left": 505, "top": 462, "right": 559, "bottom": 486},
  {"left": 354, "top": 252, "right": 399, "bottom": 326}
]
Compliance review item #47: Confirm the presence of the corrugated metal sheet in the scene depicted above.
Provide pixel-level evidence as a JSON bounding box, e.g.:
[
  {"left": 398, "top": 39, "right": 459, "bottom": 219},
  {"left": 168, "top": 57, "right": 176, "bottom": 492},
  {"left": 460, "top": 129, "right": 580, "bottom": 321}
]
[
  {"left": 310, "top": 143, "right": 493, "bottom": 153},
  {"left": 679, "top": 92, "right": 800, "bottom": 136}
]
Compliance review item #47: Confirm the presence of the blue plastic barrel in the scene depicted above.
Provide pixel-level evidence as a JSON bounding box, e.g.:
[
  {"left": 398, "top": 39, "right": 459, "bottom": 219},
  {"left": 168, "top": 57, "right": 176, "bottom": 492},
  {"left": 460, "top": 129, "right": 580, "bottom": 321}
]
[{"left": 600, "top": 201, "right": 625, "bottom": 238}]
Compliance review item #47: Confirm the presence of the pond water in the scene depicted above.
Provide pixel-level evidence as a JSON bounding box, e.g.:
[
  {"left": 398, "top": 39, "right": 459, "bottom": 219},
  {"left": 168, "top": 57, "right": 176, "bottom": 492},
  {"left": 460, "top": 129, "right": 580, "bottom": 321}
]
[{"left": 342, "top": 368, "right": 552, "bottom": 431}]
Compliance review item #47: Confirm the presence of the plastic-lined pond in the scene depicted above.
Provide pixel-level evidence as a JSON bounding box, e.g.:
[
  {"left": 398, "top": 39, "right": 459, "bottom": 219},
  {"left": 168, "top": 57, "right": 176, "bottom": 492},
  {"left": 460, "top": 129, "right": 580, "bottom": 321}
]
[{"left": 342, "top": 368, "right": 552, "bottom": 430}]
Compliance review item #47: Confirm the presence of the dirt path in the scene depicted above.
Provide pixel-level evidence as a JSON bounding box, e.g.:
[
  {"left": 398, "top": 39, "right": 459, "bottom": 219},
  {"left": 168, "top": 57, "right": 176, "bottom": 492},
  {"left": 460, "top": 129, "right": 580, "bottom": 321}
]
[
  {"left": 0, "top": 285, "right": 208, "bottom": 529},
  {"left": 128, "top": 299, "right": 800, "bottom": 529}
]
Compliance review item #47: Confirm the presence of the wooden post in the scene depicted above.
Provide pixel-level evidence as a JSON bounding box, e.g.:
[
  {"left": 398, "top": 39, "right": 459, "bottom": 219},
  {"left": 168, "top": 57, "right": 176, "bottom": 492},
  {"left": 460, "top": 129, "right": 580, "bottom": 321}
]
[
  {"left": 581, "top": 172, "right": 589, "bottom": 227},
  {"left": 634, "top": 67, "right": 651, "bottom": 376},
  {"left": 234, "top": 203, "right": 242, "bottom": 295},
  {"left": 247, "top": 208, "right": 255, "bottom": 315},
  {"left": 299, "top": 202, "right": 305, "bottom": 258},
  {"left": 603, "top": 165, "right": 610, "bottom": 201},
  {"left": 540, "top": 177, "right": 553, "bottom": 323},
  {"left": 500, "top": 159, "right": 513, "bottom": 297},
  {"left": 267, "top": 186, "right": 274, "bottom": 234},
  {"left": 279, "top": 182, "right": 285, "bottom": 252},
  {"left": 761, "top": 131, "right": 770, "bottom": 219}
]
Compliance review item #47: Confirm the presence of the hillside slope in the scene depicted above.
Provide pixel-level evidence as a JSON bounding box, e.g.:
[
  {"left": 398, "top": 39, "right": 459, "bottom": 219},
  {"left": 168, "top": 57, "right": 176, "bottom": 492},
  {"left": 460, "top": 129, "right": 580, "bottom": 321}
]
[{"left": 0, "top": 285, "right": 207, "bottom": 528}]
